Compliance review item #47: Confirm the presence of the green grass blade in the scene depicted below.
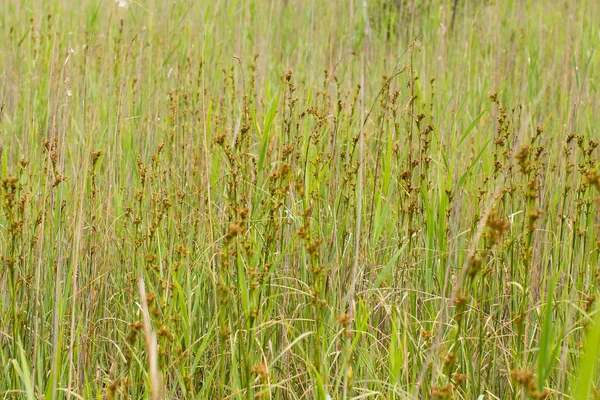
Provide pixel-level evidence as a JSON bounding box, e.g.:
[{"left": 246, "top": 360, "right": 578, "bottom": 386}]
[{"left": 574, "top": 305, "right": 600, "bottom": 399}]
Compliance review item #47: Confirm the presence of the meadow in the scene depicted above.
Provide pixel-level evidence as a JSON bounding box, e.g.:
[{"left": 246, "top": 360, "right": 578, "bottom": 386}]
[{"left": 1, "top": 0, "right": 600, "bottom": 398}]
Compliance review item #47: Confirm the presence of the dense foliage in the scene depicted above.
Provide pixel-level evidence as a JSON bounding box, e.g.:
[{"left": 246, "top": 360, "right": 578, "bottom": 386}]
[{"left": 1, "top": 1, "right": 599, "bottom": 398}]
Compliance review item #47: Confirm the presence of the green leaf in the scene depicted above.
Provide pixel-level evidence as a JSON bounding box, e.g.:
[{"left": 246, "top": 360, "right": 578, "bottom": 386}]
[
  {"left": 258, "top": 92, "right": 280, "bottom": 171},
  {"left": 11, "top": 341, "right": 35, "bottom": 400},
  {"left": 458, "top": 137, "right": 491, "bottom": 188},
  {"left": 574, "top": 304, "right": 600, "bottom": 399},
  {"left": 457, "top": 106, "right": 489, "bottom": 148},
  {"left": 373, "top": 243, "right": 408, "bottom": 289},
  {"left": 536, "top": 278, "right": 557, "bottom": 390}
]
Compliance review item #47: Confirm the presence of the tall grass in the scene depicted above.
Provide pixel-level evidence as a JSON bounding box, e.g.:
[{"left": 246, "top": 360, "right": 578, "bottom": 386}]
[{"left": 1, "top": 0, "right": 599, "bottom": 398}]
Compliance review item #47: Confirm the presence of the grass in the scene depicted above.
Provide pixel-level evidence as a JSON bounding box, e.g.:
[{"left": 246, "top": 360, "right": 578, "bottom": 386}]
[{"left": 1, "top": 0, "right": 600, "bottom": 398}]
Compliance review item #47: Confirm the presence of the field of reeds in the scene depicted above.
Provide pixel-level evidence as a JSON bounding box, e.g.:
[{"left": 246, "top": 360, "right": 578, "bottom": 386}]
[{"left": 1, "top": 1, "right": 600, "bottom": 399}]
